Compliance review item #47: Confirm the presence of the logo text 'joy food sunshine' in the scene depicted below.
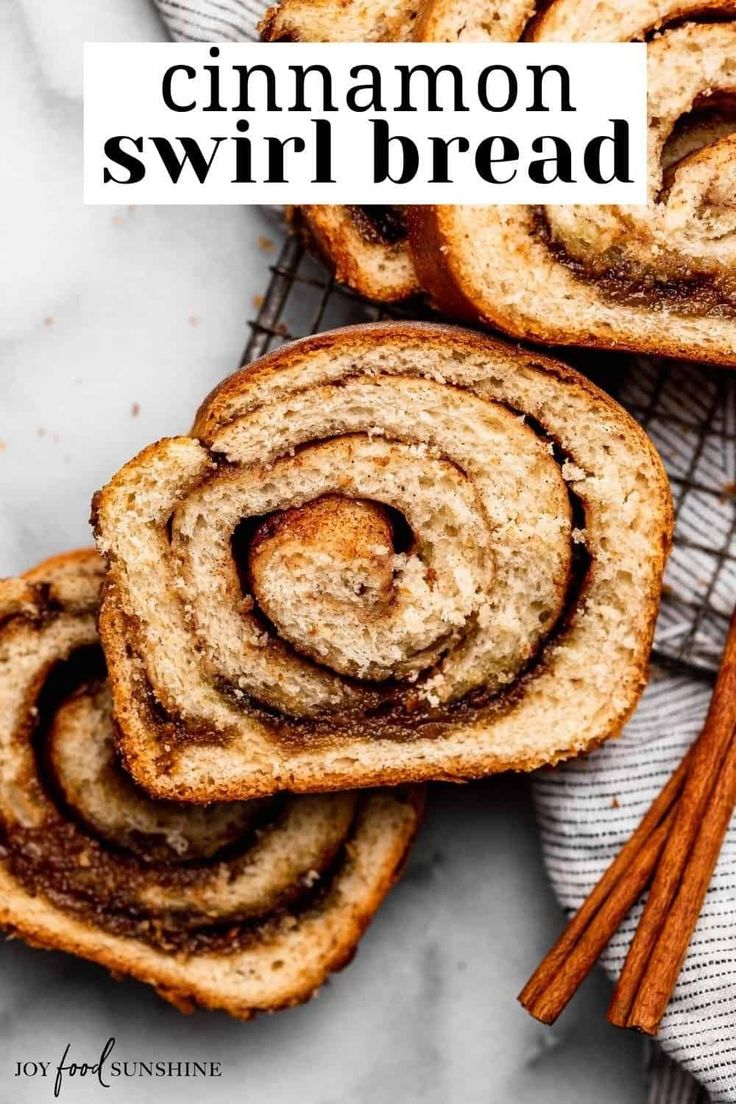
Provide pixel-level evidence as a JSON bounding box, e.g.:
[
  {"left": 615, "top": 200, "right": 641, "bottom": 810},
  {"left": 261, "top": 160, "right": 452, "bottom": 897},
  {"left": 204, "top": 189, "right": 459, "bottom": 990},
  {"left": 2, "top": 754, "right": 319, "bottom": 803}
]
[{"left": 14, "top": 1037, "right": 222, "bottom": 1098}]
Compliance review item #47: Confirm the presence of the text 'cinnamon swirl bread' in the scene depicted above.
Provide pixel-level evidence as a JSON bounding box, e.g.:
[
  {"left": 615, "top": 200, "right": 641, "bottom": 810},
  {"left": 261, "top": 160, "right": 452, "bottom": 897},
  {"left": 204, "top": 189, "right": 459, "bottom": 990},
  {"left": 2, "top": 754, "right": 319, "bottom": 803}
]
[
  {"left": 0, "top": 551, "right": 423, "bottom": 1017},
  {"left": 92, "top": 323, "right": 673, "bottom": 802}
]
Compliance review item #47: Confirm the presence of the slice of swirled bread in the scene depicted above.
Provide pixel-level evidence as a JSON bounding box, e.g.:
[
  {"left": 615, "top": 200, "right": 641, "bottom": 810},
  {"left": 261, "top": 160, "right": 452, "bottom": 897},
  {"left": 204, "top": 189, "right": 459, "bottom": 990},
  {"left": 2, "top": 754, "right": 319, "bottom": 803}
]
[
  {"left": 93, "top": 323, "right": 672, "bottom": 802},
  {"left": 0, "top": 551, "right": 423, "bottom": 1018},
  {"left": 260, "top": 0, "right": 425, "bottom": 301}
]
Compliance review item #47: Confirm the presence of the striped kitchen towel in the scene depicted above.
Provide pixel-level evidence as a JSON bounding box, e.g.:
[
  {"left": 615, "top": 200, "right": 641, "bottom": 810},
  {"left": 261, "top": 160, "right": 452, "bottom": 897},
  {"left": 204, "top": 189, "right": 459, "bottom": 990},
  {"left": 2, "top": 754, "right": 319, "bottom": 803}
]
[
  {"left": 152, "top": 4, "right": 736, "bottom": 1100},
  {"left": 155, "top": 0, "right": 262, "bottom": 40},
  {"left": 534, "top": 360, "right": 736, "bottom": 1104}
]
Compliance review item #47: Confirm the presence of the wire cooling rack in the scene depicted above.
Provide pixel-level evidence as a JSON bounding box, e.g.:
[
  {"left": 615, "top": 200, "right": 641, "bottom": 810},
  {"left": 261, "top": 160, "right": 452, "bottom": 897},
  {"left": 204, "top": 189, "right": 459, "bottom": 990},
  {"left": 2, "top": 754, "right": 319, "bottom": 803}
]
[{"left": 242, "top": 231, "right": 736, "bottom": 681}]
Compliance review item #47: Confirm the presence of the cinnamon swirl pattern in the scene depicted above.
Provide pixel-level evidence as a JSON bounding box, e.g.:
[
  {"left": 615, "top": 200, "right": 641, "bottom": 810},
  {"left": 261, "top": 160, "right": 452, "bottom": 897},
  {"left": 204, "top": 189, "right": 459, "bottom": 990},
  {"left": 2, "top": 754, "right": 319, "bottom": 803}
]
[
  {"left": 409, "top": 0, "right": 736, "bottom": 365},
  {"left": 93, "top": 323, "right": 673, "bottom": 802},
  {"left": 0, "top": 551, "right": 422, "bottom": 1017}
]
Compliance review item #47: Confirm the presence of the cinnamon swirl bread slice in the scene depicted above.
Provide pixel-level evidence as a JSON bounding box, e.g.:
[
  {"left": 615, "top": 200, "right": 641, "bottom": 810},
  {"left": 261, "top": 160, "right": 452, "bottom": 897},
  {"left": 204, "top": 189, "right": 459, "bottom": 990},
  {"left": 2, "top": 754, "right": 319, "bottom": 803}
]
[
  {"left": 0, "top": 551, "right": 422, "bottom": 1017},
  {"left": 93, "top": 323, "right": 672, "bottom": 802},
  {"left": 408, "top": 1, "right": 736, "bottom": 365}
]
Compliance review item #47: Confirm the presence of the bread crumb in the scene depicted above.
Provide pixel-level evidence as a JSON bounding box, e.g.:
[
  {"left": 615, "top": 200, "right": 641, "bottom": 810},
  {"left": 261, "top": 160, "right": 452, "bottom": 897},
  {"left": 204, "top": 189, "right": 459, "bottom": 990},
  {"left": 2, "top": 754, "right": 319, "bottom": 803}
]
[
  {"left": 131, "top": 402, "right": 141, "bottom": 417},
  {"left": 610, "top": 795, "right": 620, "bottom": 809},
  {"left": 188, "top": 315, "right": 199, "bottom": 328},
  {"left": 43, "top": 316, "right": 54, "bottom": 328},
  {"left": 112, "top": 215, "right": 124, "bottom": 226},
  {"left": 562, "top": 460, "right": 586, "bottom": 482},
  {"left": 252, "top": 294, "right": 264, "bottom": 309},
  {"left": 721, "top": 481, "right": 736, "bottom": 500},
  {"left": 0, "top": 440, "right": 6, "bottom": 453},
  {"left": 258, "top": 235, "right": 275, "bottom": 252}
]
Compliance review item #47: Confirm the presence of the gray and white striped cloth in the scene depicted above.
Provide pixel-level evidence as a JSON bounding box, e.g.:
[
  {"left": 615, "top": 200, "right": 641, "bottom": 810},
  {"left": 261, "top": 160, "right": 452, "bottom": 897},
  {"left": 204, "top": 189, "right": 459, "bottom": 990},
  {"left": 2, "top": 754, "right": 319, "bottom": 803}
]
[
  {"left": 155, "top": 0, "right": 262, "bottom": 40},
  {"left": 153, "top": 4, "right": 736, "bottom": 1098}
]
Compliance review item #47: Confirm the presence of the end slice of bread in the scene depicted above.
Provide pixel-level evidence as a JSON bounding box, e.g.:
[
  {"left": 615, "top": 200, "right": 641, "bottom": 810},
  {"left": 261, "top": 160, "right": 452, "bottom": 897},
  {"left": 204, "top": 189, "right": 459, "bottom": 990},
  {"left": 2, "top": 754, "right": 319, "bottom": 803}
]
[{"left": 260, "top": 0, "right": 423, "bottom": 303}]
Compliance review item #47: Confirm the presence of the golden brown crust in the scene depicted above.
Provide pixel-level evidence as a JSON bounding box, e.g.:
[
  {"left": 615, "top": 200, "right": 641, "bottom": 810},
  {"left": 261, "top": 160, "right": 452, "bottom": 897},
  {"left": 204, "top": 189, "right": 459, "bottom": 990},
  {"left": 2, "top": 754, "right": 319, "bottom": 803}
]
[
  {"left": 22, "top": 548, "right": 103, "bottom": 583},
  {"left": 191, "top": 318, "right": 675, "bottom": 448},
  {"left": 406, "top": 209, "right": 484, "bottom": 324},
  {"left": 259, "top": 0, "right": 421, "bottom": 42}
]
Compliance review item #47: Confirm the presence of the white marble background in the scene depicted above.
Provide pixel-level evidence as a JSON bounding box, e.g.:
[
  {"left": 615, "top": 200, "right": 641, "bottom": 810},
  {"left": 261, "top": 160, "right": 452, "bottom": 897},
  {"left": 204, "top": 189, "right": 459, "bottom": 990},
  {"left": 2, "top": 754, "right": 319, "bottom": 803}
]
[{"left": 0, "top": 2, "right": 649, "bottom": 1101}]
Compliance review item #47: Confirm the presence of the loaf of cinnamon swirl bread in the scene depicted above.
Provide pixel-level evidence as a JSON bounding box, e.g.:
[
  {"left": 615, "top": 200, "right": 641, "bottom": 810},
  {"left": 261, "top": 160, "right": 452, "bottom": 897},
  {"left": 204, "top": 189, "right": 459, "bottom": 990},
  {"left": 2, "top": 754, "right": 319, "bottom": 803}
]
[
  {"left": 0, "top": 551, "right": 422, "bottom": 1017},
  {"left": 92, "top": 323, "right": 673, "bottom": 803}
]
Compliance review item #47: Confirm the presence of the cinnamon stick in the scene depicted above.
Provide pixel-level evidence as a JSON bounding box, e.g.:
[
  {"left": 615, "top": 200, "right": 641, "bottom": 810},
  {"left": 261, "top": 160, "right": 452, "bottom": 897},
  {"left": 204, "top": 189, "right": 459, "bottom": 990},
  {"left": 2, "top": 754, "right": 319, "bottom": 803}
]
[
  {"left": 521, "top": 806, "right": 678, "bottom": 1023},
  {"left": 608, "top": 609, "right": 736, "bottom": 1029},
  {"left": 627, "top": 705, "right": 736, "bottom": 1033},
  {"left": 519, "top": 751, "right": 690, "bottom": 1022}
]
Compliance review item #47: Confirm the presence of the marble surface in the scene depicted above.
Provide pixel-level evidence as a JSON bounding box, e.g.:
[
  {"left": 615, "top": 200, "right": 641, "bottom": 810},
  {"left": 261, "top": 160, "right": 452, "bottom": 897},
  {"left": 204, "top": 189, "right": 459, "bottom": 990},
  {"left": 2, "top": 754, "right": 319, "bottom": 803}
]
[{"left": 0, "top": 2, "right": 649, "bottom": 1101}]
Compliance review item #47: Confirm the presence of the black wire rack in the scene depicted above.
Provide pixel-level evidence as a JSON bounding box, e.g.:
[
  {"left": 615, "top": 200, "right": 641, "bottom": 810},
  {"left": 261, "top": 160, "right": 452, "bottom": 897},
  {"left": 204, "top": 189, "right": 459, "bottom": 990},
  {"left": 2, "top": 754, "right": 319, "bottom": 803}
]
[{"left": 242, "top": 231, "right": 736, "bottom": 682}]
